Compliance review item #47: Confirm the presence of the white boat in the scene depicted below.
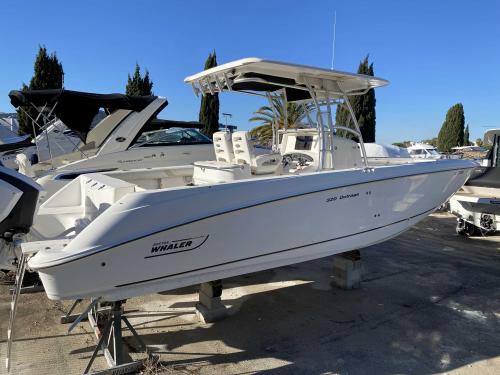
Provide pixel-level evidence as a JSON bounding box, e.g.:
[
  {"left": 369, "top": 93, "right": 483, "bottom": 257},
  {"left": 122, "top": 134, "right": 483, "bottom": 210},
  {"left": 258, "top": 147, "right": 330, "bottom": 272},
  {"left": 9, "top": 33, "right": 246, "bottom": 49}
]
[
  {"left": 363, "top": 143, "right": 412, "bottom": 165},
  {"left": 407, "top": 142, "right": 443, "bottom": 159},
  {"left": 7, "top": 89, "right": 215, "bottom": 197},
  {"left": 1, "top": 109, "right": 84, "bottom": 170},
  {"left": 27, "top": 120, "right": 82, "bottom": 163},
  {"left": 15, "top": 58, "right": 475, "bottom": 302},
  {"left": 450, "top": 128, "right": 500, "bottom": 235}
]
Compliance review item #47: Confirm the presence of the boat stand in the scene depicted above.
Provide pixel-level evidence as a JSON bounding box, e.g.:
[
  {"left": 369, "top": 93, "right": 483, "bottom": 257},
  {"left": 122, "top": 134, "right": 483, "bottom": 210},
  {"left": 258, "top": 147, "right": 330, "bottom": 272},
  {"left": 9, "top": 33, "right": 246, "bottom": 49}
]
[
  {"left": 3, "top": 236, "right": 44, "bottom": 295},
  {"left": 6, "top": 244, "right": 43, "bottom": 372},
  {"left": 5, "top": 254, "right": 28, "bottom": 372},
  {"left": 60, "top": 299, "right": 84, "bottom": 324},
  {"left": 332, "top": 250, "right": 362, "bottom": 290},
  {"left": 81, "top": 300, "right": 155, "bottom": 375},
  {"left": 8, "top": 271, "right": 44, "bottom": 295},
  {"left": 195, "top": 280, "right": 228, "bottom": 323},
  {"left": 11, "top": 283, "right": 44, "bottom": 294}
]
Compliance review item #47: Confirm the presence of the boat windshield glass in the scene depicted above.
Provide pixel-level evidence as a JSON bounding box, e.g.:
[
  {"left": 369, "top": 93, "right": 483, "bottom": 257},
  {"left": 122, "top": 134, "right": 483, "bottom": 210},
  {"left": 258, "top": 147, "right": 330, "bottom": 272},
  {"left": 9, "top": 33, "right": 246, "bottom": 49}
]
[
  {"left": 426, "top": 148, "right": 440, "bottom": 155},
  {"left": 132, "top": 128, "right": 212, "bottom": 147},
  {"left": 295, "top": 136, "right": 313, "bottom": 150}
]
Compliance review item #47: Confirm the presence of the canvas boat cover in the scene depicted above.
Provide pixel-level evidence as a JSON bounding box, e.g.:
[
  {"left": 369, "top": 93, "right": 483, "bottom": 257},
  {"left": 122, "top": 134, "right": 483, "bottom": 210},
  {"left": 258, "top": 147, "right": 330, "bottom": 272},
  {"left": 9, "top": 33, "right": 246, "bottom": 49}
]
[{"left": 8, "top": 89, "right": 159, "bottom": 138}]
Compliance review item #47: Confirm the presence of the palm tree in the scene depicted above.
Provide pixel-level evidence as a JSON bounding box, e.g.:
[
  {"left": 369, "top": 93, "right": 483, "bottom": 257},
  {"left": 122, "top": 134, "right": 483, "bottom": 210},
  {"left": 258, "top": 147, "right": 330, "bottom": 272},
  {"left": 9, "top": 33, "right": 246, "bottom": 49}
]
[
  {"left": 248, "top": 123, "right": 275, "bottom": 147},
  {"left": 249, "top": 96, "right": 311, "bottom": 147}
]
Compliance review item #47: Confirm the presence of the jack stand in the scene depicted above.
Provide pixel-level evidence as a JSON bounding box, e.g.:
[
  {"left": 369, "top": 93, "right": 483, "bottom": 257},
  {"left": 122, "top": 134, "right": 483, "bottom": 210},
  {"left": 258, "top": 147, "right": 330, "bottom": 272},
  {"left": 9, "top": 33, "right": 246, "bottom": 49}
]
[
  {"left": 9, "top": 283, "right": 44, "bottom": 295},
  {"left": 195, "top": 280, "right": 228, "bottom": 323},
  {"left": 83, "top": 300, "right": 155, "bottom": 375},
  {"left": 332, "top": 250, "right": 362, "bottom": 290},
  {"left": 6, "top": 254, "right": 27, "bottom": 372},
  {"left": 60, "top": 299, "right": 84, "bottom": 324},
  {"left": 8, "top": 271, "right": 44, "bottom": 294},
  {"left": 7, "top": 267, "right": 44, "bottom": 296}
]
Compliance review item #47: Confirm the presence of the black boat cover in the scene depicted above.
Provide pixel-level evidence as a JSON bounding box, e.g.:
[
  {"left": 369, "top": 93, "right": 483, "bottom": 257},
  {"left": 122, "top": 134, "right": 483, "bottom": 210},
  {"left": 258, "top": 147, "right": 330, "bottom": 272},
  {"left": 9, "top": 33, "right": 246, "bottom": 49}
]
[
  {"left": 466, "top": 167, "right": 500, "bottom": 189},
  {"left": 0, "top": 166, "right": 42, "bottom": 235},
  {"left": 0, "top": 138, "right": 34, "bottom": 153},
  {"left": 8, "top": 89, "right": 159, "bottom": 139}
]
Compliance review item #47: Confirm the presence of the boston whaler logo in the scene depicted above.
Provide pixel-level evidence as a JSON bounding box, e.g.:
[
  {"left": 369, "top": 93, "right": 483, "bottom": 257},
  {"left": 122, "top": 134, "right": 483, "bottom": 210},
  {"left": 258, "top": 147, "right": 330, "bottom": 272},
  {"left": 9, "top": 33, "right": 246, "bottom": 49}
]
[{"left": 145, "top": 235, "right": 209, "bottom": 259}]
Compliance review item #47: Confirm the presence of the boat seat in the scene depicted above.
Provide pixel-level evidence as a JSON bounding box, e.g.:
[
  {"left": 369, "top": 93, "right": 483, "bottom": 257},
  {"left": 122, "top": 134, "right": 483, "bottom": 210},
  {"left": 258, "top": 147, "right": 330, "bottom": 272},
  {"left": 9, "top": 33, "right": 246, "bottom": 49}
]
[
  {"left": 35, "top": 173, "right": 138, "bottom": 239},
  {"left": 81, "top": 174, "right": 138, "bottom": 217},
  {"left": 213, "top": 131, "right": 234, "bottom": 163},
  {"left": 232, "top": 131, "right": 282, "bottom": 174},
  {"left": 39, "top": 173, "right": 137, "bottom": 218},
  {"left": 193, "top": 160, "right": 251, "bottom": 184}
]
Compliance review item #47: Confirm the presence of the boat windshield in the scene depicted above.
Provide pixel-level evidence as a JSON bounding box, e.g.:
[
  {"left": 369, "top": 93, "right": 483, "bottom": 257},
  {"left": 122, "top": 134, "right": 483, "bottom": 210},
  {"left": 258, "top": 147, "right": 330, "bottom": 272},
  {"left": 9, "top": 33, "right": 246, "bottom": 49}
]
[
  {"left": 132, "top": 128, "right": 212, "bottom": 147},
  {"left": 426, "top": 148, "right": 440, "bottom": 155}
]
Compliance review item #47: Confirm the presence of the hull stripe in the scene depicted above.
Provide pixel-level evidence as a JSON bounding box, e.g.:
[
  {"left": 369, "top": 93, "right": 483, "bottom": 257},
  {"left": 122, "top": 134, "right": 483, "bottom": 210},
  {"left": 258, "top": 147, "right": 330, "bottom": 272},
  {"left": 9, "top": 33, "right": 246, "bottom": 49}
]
[
  {"left": 33, "top": 166, "right": 468, "bottom": 270},
  {"left": 115, "top": 207, "right": 434, "bottom": 288}
]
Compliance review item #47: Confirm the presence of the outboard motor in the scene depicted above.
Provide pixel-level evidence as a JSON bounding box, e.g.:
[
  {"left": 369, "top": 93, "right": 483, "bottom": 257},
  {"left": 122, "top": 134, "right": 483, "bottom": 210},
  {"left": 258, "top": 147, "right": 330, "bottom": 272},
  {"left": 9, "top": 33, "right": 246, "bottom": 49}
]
[{"left": 0, "top": 166, "right": 43, "bottom": 270}]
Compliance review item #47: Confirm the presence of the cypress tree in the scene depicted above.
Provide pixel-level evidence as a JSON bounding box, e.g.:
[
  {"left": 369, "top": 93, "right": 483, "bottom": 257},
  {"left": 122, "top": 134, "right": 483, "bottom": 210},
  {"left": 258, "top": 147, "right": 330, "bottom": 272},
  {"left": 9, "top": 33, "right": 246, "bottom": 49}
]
[
  {"left": 126, "top": 63, "right": 153, "bottom": 96},
  {"left": 17, "top": 46, "right": 64, "bottom": 136},
  {"left": 141, "top": 71, "right": 153, "bottom": 96},
  {"left": 335, "top": 55, "right": 376, "bottom": 142},
  {"left": 199, "top": 51, "right": 220, "bottom": 137},
  {"left": 437, "top": 103, "right": 465, "bottom": 152},
  {"left": 464, "top": 124, "right": 470, "bottom": 146}
]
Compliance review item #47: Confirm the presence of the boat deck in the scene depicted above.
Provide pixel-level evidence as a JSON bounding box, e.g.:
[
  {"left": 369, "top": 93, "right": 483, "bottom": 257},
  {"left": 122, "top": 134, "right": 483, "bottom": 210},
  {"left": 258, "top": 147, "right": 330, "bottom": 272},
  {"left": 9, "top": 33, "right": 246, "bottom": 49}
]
[{"left": 1, "top": 212, "right": 499, "bottom": 374}]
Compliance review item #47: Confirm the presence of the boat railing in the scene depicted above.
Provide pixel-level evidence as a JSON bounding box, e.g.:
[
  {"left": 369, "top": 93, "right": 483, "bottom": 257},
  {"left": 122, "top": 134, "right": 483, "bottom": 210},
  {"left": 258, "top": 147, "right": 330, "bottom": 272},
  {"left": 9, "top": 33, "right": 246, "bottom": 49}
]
[
  {"left": 190, "top": 73, "right": 371, "bottom": 171},
  {"left": 15, "top": 100, "right": 89, "bottom": 168}
]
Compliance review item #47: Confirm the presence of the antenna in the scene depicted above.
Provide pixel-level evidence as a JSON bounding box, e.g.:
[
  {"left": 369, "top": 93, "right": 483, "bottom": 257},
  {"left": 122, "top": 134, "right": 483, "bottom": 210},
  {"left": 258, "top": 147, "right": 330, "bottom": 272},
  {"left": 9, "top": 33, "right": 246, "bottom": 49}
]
[{"left": 331, "top": 11, "right": 337, "bottom": 70}]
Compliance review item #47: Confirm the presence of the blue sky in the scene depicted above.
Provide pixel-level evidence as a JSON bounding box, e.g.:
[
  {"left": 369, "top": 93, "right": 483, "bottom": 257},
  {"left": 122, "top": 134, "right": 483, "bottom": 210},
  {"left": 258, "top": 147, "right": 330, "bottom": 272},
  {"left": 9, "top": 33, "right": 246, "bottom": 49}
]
[{"left": 1, "top": 0, "right": 499, "bottom": 144}]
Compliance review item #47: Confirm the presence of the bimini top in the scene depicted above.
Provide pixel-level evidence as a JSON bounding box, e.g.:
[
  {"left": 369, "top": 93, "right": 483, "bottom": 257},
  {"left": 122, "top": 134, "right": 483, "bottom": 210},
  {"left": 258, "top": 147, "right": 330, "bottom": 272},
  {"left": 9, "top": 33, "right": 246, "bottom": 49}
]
[
  {"left": 185, "top": 57, "right": 389, "bottom": 101},
  {"left": 8, "top": 89, "right": 159, "bottom": 138}
]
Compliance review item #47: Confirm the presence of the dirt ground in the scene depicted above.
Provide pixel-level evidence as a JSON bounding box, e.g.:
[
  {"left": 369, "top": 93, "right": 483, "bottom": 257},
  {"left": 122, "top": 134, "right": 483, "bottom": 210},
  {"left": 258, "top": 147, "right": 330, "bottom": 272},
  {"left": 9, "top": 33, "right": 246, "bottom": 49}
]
[{"left": 1, "top": 212, "right": 499, "bottom": 375}]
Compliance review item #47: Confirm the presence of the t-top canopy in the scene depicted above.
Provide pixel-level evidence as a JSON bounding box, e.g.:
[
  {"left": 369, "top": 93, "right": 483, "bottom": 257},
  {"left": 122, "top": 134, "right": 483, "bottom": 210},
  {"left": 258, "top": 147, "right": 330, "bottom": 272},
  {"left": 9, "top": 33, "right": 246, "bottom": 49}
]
[
  {"left": 8, "top": 89, "right": 159, "bottom": 138},
  {"left": 185, "top": 58, "right": 389, "bottom": 102}
]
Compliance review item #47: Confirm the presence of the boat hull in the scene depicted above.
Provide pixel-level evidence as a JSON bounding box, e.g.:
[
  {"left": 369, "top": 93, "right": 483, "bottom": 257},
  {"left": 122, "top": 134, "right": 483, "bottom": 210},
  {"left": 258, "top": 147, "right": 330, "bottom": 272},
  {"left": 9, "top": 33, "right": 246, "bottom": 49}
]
[{"left": 29, "top": 160, "right": 475, "bottom": 301}]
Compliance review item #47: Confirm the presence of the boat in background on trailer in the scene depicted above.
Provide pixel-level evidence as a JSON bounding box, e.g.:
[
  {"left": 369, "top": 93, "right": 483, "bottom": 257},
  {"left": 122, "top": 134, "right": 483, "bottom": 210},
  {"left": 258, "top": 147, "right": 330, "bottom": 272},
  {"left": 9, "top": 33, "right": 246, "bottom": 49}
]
[{"left": 451, "top": 128, "right": 500, "bottom": 235}]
